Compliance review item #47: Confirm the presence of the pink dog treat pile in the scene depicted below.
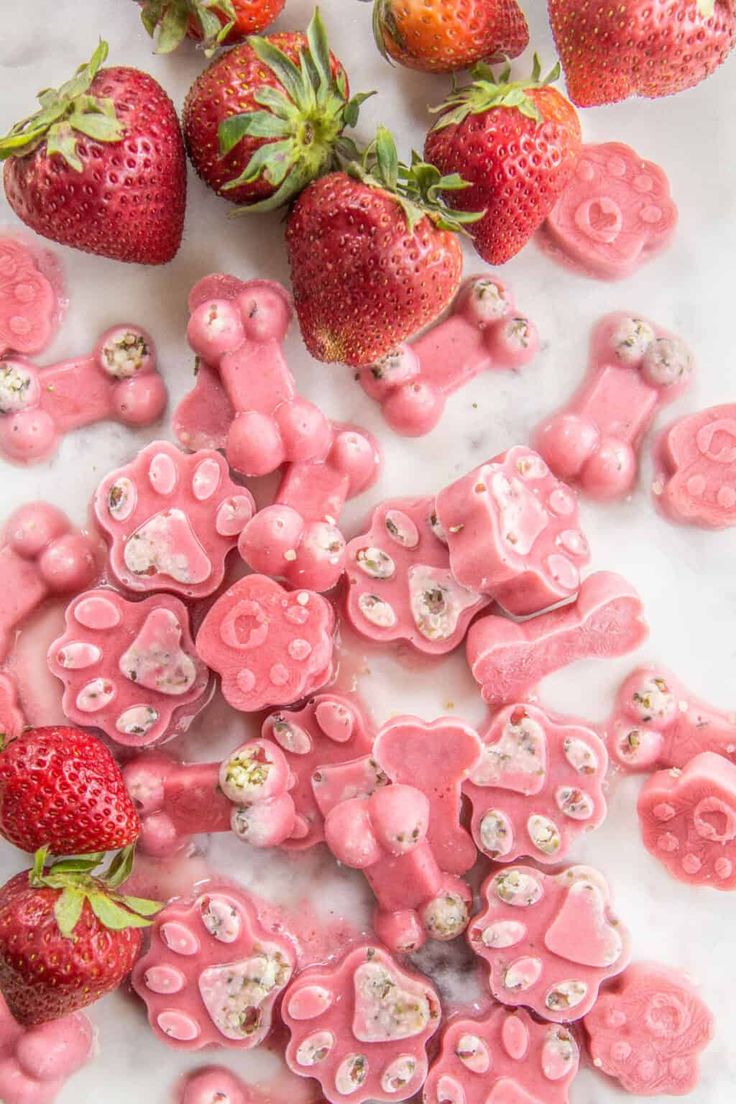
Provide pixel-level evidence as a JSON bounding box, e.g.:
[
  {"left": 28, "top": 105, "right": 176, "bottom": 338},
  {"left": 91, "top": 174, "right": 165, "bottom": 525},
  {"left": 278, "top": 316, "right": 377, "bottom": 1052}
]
[
  {"left": 0, "top": 993, "right": 93, "bottom": 1104},
  {"left": 653, "top": 403, "right": 736, "bottom": 529},
  {"left": 0, "top": 234, "right": 65, "bottom": 358}
]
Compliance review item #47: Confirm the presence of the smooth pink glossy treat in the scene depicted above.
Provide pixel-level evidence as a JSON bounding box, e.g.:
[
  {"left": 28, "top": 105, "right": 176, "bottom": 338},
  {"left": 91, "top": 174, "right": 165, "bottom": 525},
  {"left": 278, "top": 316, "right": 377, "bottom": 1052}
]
[
  {"left": 0, "top": 673, "right": 25, "bottom": 743},
  {"left": 541, "top": 143, "right": 678, "bottom": 279},
  {"left": 469, "top": 864, "right": 631, "bottom": 1022},
  {"left": 178, "top": 1067, "right": 264, "bottom": 1104},
  {"left": 283, "top": 944, "right": 441, "bottom": 1104},
  {"left": 653, "top": 403, "right": 736, "bottom": 529},
  {"left": 534, "top": 314, "right": 693, "bottom": 500},
  {"left": 0, "top": 234, "right": 65, "bottom": 358},
  {"left": 0, "top": 992, "right": 93, "bottom": 1104},
  {"left": 436, "top": 446, "right": 590, "bottom": 616},
  {"left": 423, "top": 1005, "right": 579, "bottom": 1104},
  {"left": 584, "top": 962, "right": 714, "bottom": 1096},
  {"left": 467, "top": 571, "right": 648, "bottom": 705},
  {"left": 94, "top": 440, "right": 255, "bottom": 599},
  {"left": 356, "top": 276, "right": 538, "bottom": 437},
  {"left": 133, "top": 885, "right": 295, "bottom": 1051}
]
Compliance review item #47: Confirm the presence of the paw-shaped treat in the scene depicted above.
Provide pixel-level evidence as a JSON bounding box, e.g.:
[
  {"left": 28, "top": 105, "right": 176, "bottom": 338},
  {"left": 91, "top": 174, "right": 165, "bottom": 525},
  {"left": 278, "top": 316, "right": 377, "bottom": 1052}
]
[
  {"left": 435, "top": 447, "right": 590, "bottom": 616},
  {"left": 344, "top": 496, "right": 489, "bottom": 655},
  {"left": 0, "top": 502, "right": 97, "bottom": 661},
  {"left": 584, "top": 962, "right": 714, "bottom": 1096},
  {"left": 133, "top": 886, "right": 295, "bottom": 1050},
  {"left": 178, "top": 1067, "right": 261, "bottom": 1104},
  {"left": 463, "top": 704, "right": 608, "bottom": 865},
  {"left": 541, "top": 143, "right": 678, "bottom": 280},
  {"left": 356, "top": 276, "right": 538, "bottom": 437},
  {"left": 0, "top": 992, "right": 93, "bottom": 1104},
  {"left": 197, "top": 575, "right": 335, "bottom": 712},
  {"left": 469, "top": 864, "right": 631, "bottom": 1022},
  {"left": 423, "top": 1005, "right": 579, "bottom": 1104},
  {"left": 373, "top": 717, "right": 482, "bottom": 875},
  {"left": 0, "top": 234, "right": 64, "bottom": 358},
  {"left": 283, "top": 944, "right": 441, "bottom": 1104},
  {"left": 653, "top": 404, "right": 736, "bottom": 529},
  {"left": 94, "top": 441, "right": 255, "bottom": 599},
  {"left": 48, "top": 588, "right": 211, "bottom": 747},
  {"left": 534, "top": 314, "right": 693, "bottom": 500},
  {"left": 0, "top": 674, "right": 24, "bottom": 743},
  {"left": 467, "top": 571, "right": 648, "bottom": 705}
]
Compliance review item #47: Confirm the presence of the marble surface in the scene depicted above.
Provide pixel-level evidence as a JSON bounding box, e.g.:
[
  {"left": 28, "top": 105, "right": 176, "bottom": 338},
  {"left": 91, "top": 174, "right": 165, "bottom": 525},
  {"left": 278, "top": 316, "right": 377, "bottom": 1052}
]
[{"left": 1, "top": 2, "right": 736, "bottom": 1102}]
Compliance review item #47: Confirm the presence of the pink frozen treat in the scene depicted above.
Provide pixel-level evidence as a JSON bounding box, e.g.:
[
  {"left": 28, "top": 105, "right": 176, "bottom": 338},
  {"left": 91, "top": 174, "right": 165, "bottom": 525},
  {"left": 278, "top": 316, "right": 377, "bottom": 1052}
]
[
  {"left": 423, "top": 1005, "right": 579, "bottom": 1104},
  {"left": 196, "top": 575, "right": 335, "bottom": 712},
  {"left": 0, "top": 673, "right": 25, "bottom": 743},
  {"left": 467, "top": 571, "right": 648, "bottom": 705},
  {"left": 0, "top": 992, "right": 93, "bottom": 1104},
  {"left": 435, "top": 446, "right": 590, "bottom": 616},
  {"left": 463, "top": 704, "right": 608, "bottom": 865},
  {"left": 0, "top": 235, "right": 64, "bottom": 358},
  {"left": 94, "top": 440, "right": 255, "bottom": 599},
  {"left": 584, "top": 962, "right": 714, "bottom": 1096},
  {"left": 48, "top": 587, "right": 211, "bottom": 747},
  {"left": 325, "top": 785, "right": 472, "bottom": 952},
  {"left": 653, "top": 403, "right": 736, "bottom": 529},
  {"left": 344, "top": 496, "right": 489, "bottom": 655},
  {"left": 356, "top": 276, "right": 538, "bottom": 437},
  {"left": 534, "top": 314, "right": 693, "bottom": 500},
  {"left": 373, "top": 717, "right": 482, "bottom": 875},
  {"left": 283, "top": 943, "right": 441, "bottom": 1104},
  {"left": 469, "top": 864, "right": 631, "bottom": 1022},
  {"left": 178, "top": 1067, "right": 260, "bottom": 1104},
  {"left": 541, "top": 143, "right": 678, "bottom": 280},
  {"left": 132, "top": 885, "right": 295, "bottom": 1051},
  {"left": 0, "top": 502, "right": 96, "bottom": 661}
]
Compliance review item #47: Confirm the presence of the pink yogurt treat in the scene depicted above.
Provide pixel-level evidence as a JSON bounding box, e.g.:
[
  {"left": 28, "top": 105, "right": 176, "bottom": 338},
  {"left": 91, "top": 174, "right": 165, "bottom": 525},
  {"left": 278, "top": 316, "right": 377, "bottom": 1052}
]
[
  {"left": 467, "top": 571, "right": 648, "bottom": 705},
  {"left": 584, "top": 962, "right": 714, "bottom": 1096},
  {"left": 132, "top": 885, "right": 295, "bottom": 1051},
  {"left": 283, "top": 943, "right": 441, "bottom": 1104},
  {"left": 178, "top": 1067, "right": 262, "bottom": 1104},
  {"left": 435, "top": 446, "right": 590, "bottom": 616},
  {"left": 653, "top": 403, "right": 736, "bottom": 529},
  {"left": 0, "top": 234, "right": 64, "bottom": 358},
  {"left": 48, "top": 587, "right": 211, "bottom": 747},
  {"left": 94, "top": 440, "right": 255, "bottom": 599},
  {"left": 541, "top": 142, "right": 678, "bottom": 280},
  {"left": 0, "top": 673, "right": 25, "bottom": 743},
  {"left": 356, "top": 276, "right": 538, "bottom": 437},
  {"left": 0, "top": 992, "right": 93, "bottom": 1104},
  {"left": 534, "top": 314, "right": 693, "bottom": 500},
  {"left": 463, "top": 703, "right": 608, "bottom": 865},
  {"left": 423, "top": 1005, "right": 579, "bottom": 1104},
  {"left": 469, "top": 864, "right": 631, "bottom": 1023}
]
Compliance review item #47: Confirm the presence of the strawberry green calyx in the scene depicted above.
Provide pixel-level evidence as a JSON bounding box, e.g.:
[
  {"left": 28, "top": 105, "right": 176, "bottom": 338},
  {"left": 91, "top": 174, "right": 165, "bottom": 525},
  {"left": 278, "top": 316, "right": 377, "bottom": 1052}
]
[
  {"left": 371, "top": 0, "right": 399, "bottom": 63},
  {"left": 140, "top": 0, "right": 237, "bottom": 55},
  {"left": 430, "top": 55, "right": 562, "bottom": 131}
]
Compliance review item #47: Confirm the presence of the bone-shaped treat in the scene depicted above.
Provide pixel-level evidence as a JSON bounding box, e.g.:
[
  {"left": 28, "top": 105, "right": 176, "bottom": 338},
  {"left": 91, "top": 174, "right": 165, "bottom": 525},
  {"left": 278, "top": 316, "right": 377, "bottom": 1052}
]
[
  {"left": 652, "top": 403, "right": 736, "bottom": 529},
  {"left": 0, "top": 234, "right": 65, "bottom": 358},
  {"left": 0, "top": 992, "right": 93, "bottom": 1104},
  {"left": 0, "top": 673, "right": 24, "bottom": 743}
]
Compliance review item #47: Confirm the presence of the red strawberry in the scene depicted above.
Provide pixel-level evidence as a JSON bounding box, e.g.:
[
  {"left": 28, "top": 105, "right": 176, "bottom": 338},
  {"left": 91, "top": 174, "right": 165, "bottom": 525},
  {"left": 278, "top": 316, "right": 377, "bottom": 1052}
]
[
  {"left": 548, "top": 0, "right": 736, "bottom": 107},
  {"left": 0, "top": 42, "right": 186, "bottom": 265},
  {"left": 0, "top": 726, "right": 140, "bottom": 856},
  {"left": 139, "top": 0, "right": 285, "bottom": 54},
  {"left": 424, "top": 59, "right": 582, "bottom": 265},
  {"left": 0, "top": 849, "right": 159, "bottom": 1025}
]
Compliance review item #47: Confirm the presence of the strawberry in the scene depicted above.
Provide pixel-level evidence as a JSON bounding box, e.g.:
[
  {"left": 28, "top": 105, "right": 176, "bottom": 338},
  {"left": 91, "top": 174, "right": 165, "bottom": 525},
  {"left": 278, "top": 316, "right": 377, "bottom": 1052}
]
[
  {"left": 548, "top": 0, "right": 736, "bottom": 107},
  {"left": 0, "top": 726, "right": 140, "bottom": 856},
  {"left": 139, "top": 0, "right": 285, "bottom": 54},
  {"left": 424, "top": 59, "right": 582, "bottom": 265},
  {"left": 0, "top": 848, "right": 159, "bottom": 1025},
  {"left": 0, "top": 42, "right": 186, "bottom": 265},
  {"left": 371, "top": 0, "right": 529, "bottom": 73}
]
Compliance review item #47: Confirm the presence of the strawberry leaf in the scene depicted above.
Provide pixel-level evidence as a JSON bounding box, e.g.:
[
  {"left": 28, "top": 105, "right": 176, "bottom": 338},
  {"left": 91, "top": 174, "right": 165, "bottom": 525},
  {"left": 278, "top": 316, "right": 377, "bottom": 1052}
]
[
  {"left": 54, "top": 887, "right": 85, "bottom": 939},
  {"left": 103, "top": 844, "right": 136, "bottom": 889},
  {"left": 88, "top": 893, "right": 154, "bottom": 931},
  {"left": 118, "top": 895, "right": 164, "bottom": 917},
  {"left": 48, "top": 853, "right": 106, "bottom": 874},
  {"left": 156, "top": 5, "right": 191, "bottom": 54},
  {"left": 429, "top": 54, "right": 564, "bottom": 132}
]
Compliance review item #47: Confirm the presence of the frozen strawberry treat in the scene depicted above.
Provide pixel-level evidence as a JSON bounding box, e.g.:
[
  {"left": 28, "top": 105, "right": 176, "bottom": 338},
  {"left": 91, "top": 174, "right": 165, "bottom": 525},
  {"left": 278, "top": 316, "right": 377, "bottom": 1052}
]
[
  {"left": 435, "top": 446, "right": 590, "bottom": 616},
  {"left": 0, "top": 234, "right": 65, "bottom": 358},
  {"left": 48, "top": 588, "right": 211, "bottom": 747},
  {"left": 584, "top": 962, "right": 714, "bottom": 1096},
  {"left": 177, "top": 1067, "right": 260, "bottom": 1104},
  {"left": 534, "top": 314, "right": 693, "bottom": 500},
  {"left": 0, "top": 673, "right": 24, "bottom": 744},
  {"left": 283, "top": 944, "right": 441, "bottom": 1104},
  {"left": 0, "top": 992, "right": 93, "bottom": 1104},
  {"left": 133, "top": 885, "right": 295, "bottom": 1050},
  {"left": 653, "top": 403, "right": 736, "bottom": 529},
  {"left": 94, "top": 440, "right": 255, "bottom": 599},
  {"left": 469, "top": 865, "right": 631, "bottom": 1022}
]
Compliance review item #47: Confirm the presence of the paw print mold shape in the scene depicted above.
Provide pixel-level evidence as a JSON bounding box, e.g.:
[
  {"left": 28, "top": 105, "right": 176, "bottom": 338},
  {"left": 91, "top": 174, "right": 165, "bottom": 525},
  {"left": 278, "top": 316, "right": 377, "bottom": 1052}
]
[
  {"left": 0, "top": 993, "right": 93, "bottom": 1104},
  {"left": 463, "top": 704, "right": 608, "bottom": 865},
  {"left": 435, "top": 446, "right": 590, "bottom": 616},
  {"left": 653, "top": 404, "right": 736, "bottom": 529},
  {"left": 541, "top": 143, "right": 678, "bottom": 280},
  {"left": 467, "top": 571, "right": 648, "bottom": 705},
  {"left": 356, "top": 276, "right": 538, "bottom": 437},
  {"left": 283, "top": 944, "right": 441, "bottom": 1104},
  {"left": 48, "top": 588, "right": 211, "bottom": 747},
  {"left": 197, "top": 575, "right": 335, "bottom": 713},
  {"left": 534, "top": 314, "right": 693, "bottom": 500},
  {"left": 0, "top": 674, "right": 24, "bottom": 744},
  {"left": 132, "top": 886, "right": 295, "bottom": 1051},
  {"left": 94, "top": 440, "right": 255, "bottom": 599},
  {"left": 469, "top": 864, "right": 631, "bottom": 1023},
  {"left": 344, "top": 496, "right": 489, "bottom": 655},
  {"left": 584, "top": 962, "right": 714, "bottom": 1096},
  {"left": 423, "top": 1005, "right": 579, "bottom": 1104},
  {"left": 0, "top": 234, "right": 65, "bottom": 358}
]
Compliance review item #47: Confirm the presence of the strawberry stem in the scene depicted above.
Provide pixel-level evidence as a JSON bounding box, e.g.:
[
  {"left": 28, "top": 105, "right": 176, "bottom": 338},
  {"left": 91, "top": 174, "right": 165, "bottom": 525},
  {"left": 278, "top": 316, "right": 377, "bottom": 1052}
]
[
  {"left": 140, "top": 0, "right": 238, "bottom": 55},
  {"left": 429, "top": 55, "right": 562, "bottom": 131}
]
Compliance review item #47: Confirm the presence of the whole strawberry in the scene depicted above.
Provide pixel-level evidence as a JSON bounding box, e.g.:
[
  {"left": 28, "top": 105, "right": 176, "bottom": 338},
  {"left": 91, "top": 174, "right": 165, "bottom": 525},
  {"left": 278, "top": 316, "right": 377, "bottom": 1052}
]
[
  {"left": 372, "top": 0, "right": 529, "bottom": 73},
  {"left": 424, "top": 59, "right": 582, "bottom": 265},
  {"left": 548, "top": 0, "right": 736, "bottom": 106},
  {"left": 0, "top": 726, "right": 140, "bottom": 855},
  {"left": 139, "top": 0, "right": 285, "bottom": 54},
  {"left": 0, "top": 42, "right": 186, "bottom": 265}
]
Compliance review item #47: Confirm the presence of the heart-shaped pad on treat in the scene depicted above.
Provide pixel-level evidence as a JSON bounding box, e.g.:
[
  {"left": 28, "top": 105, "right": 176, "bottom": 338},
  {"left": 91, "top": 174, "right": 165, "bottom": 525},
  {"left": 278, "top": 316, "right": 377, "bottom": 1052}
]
[
  {"left": 120, "top": 608, "right": 197, "bottom": 696},
  {"left": 199, "top": 953, "right": 291, "bottom": 1041},
  {"left": 471, "top": 713, "right": 547, "bottom": 795},
  {"left": 124, "top": 510, "right": 212, "bottom": 584},
  {"left": 544, "top": 881, "right": 623, "bottom": 968},
  {"left": 352, "top": 961, "right": 432, "bottom": 1043}
]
